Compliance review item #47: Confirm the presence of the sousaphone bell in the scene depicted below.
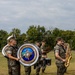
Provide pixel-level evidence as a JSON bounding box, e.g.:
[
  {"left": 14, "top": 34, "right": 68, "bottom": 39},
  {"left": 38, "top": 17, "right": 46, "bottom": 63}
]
[{"left": 17, "top": 43, "right": 39, "bottom": 66}]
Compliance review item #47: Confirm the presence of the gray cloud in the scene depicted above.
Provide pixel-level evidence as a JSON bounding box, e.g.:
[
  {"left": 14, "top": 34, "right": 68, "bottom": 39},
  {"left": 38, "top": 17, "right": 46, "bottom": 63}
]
[{"left": 0, "top": 0, "right": 75, "bottom": 33}]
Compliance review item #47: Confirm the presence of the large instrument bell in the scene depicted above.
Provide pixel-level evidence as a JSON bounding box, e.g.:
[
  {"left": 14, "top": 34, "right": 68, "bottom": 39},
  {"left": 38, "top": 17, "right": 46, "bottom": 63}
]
[{"left": 17, "top": 43, "right": 39, "bottom": 66}]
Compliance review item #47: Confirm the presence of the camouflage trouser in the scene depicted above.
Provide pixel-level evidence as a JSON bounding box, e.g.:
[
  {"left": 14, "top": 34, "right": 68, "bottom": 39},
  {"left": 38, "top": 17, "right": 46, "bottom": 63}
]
[
  {"left": 8, "top": 64, "right": 20, "bottom": 75},
  {"left": 56, "top": 63, "right": 66, "bottom": 75},
  {"left": 34, "top": 62, "right": 41, "bottom": 75},
  {"left": 24, "top": 66, "right": 31, "bottom": 75},
  {"left": 41, "top": 58, "right": 46, "bottom": 72},
  {"left": 36, "top": 67, "right": 40, "bottom": 75}
]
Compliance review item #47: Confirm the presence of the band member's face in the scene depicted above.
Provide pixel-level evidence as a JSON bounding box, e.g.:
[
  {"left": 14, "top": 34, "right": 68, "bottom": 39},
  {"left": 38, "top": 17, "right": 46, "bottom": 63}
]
[
  {"left": 60, "top": 40, "right": 64, "bottom": 45},
  {"left": 42, "top": 42, "right": 46, "bottom": 46},
  {"left": 61, "top": 41, "right": 64, "bottom": 45},
  {"left": 37, "top": 43, "right": 40, "bottom": 47},
  {"left": 58, "top": 40, "right": 62, "bottom": 45},
  {"left": 10, "top": 39, "right": 17, "bottom": 46}
]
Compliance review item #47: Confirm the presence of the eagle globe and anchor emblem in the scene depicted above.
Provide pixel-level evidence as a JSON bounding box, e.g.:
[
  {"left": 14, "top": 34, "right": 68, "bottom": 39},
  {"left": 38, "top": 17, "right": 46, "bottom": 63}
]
[{"left": 17, "top": 44, "right": 39, "bottom": 66}]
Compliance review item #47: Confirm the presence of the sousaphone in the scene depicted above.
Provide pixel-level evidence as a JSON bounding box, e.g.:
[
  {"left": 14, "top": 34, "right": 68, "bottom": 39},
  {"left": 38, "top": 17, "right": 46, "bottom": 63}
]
[
  {"left": 17, "top": 43, "right": 39, "bottom": 66},
  {"left": 2, "top": 44, "right": 9, "bottom": 57}
]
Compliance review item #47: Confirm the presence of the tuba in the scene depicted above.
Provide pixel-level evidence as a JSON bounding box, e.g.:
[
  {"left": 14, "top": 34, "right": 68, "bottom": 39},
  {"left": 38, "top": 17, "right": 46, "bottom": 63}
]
[
  {"left": 2, "top": 34, "right": 16, "bottom": 57},
  {"left": 17, "top": 43, "right": 39, "bottom": 66},
  {"left": 2, "top": 43, "right": 40, "bottom": 67},
  {"left": 2, "top": 44, "right": 9, "bottom": 57},
  {"left": 64, "top": 43, "right": 72, "bottom": 67}
]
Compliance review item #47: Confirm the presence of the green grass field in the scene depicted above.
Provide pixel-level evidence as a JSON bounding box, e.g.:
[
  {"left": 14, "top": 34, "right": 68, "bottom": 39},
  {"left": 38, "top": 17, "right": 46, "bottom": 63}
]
[{"left": 0, "top": 51, "right": 75, "bottom": 75}]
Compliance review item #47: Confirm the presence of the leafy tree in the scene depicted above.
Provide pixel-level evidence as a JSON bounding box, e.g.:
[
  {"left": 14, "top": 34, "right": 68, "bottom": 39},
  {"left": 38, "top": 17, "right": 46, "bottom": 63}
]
[
  {"left": 9, "top": 28, "right": 24, "bottom": 46},
  {"left": 0, "top": 26, "right": 75, "bottom": 51},
  {"left": 26, "top": 25, "right": 45, "bottom": 42},
  {"left": 0, "top": 30, "right": 8, "bottom": 50},
  {"left": 26, "top": 25, "right": 38, "bottom": 42},
  {"left": 52, "top": 28, "right": 62, "bottom": 37},
  {"left": 19, "top": 33, "right": 26, "bottom": 45},
  {"left": 9, "top": 28, "right": 21, "bottom": 36}
]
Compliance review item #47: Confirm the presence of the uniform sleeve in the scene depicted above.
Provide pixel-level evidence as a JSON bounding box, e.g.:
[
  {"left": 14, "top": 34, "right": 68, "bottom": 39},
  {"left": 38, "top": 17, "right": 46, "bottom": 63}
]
[
  {"left": 6, "top": 47, "right": 13, "bottom": 54},
  {"left": 54, "top": 46, "right": 59, "bottom": 54},
  {"left": 41, "top": 46, "right": 46, "bottom": 51}
]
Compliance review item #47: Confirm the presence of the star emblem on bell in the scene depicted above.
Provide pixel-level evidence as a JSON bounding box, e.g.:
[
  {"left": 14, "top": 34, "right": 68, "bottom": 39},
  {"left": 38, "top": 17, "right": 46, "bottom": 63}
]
[{"left": 23, "top": 50, "right": 33, "bottom": 60}]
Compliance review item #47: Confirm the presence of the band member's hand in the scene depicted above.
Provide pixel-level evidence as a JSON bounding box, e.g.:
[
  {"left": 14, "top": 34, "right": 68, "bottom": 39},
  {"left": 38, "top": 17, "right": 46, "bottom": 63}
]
[
  {"left": 18, "top": 57, "right": 21, "bottom": 60},
  {"left": 16, "top": 58, "right": 21, "bottom": 61},
  {"left": 62, "top": 59, "right": 66, "bottom": 62}
]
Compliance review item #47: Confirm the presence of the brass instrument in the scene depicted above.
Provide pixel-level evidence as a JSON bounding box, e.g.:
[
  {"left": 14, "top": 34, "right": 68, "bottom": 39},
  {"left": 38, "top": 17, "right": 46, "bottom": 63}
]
[{"left": 64, "top": 43, "right": 72, "bottom": 67}]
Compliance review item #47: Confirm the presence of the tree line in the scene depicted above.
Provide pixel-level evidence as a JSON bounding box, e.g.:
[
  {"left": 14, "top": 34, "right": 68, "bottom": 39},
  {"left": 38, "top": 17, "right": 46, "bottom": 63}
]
[{"left": 0, "top": 25, "right": 75, "bottom": 51}]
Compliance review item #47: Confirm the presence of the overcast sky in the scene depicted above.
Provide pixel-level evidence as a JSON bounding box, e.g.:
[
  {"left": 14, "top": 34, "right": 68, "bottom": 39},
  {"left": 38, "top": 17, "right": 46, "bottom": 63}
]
[{"left": 0, "top": 0, "right": 75, "bottom": 33}]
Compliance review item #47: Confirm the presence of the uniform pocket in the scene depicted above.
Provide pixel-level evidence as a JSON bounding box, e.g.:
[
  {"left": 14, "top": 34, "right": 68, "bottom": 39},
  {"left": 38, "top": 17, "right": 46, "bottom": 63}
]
[{"left": 9, "top": 60, "right": 16, "bottom": 66}]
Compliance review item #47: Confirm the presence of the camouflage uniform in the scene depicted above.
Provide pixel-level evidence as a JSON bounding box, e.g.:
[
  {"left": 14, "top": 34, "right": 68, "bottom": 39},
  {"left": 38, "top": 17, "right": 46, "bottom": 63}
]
[
  {"left": 54, "top": 44, "right": 66, "bottom": 75},
  {"left": 24, "top": 66, "right": 31, "bottom": 75},
  {"left": 6, "top": 46, "right": 20, "bottom": 75},
  {"left": 34, "top": 44, "right": 42, "bottom": 75},
  {"left": 41, "top": 46, "right": 47, "bottom": 73}
]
